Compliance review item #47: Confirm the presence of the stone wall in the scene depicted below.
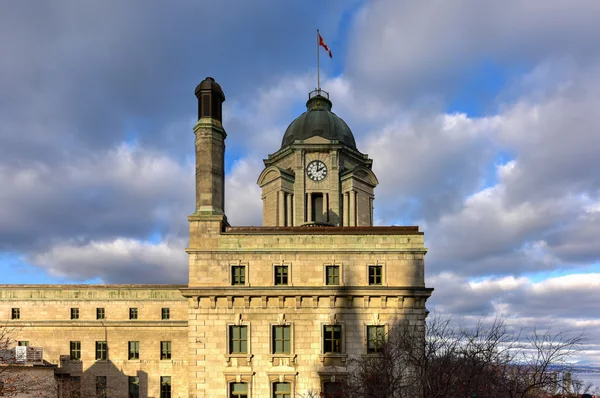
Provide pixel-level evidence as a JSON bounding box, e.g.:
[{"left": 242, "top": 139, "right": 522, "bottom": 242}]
[
  {"left": 0, "top": 285, "right": 188, "bottom": 398},
  {"left": 184, "top": 224, "right": 431, "bottom": 398},
  {"left": 184, "top": 288, "right": 428, "bottom": 397}
]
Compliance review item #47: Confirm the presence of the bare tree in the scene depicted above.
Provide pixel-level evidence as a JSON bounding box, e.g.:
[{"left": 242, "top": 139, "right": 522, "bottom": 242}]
[
  {"left": 0, "top": 325, "right": 55, "bottom": 397},
  {"left": 345, "top": 316, "right": 588, "bottom": 398}
]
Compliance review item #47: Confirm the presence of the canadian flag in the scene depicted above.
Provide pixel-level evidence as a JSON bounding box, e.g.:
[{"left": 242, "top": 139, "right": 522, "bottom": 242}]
[{"left": 318, "top": 33, "right": 332, "bottom": 58}]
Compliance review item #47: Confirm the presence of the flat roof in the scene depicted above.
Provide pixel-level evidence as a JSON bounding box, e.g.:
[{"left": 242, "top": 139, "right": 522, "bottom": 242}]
[
  {"left": 224, "top": 226, "right": 422, "bottom": 235},
  {"left": 0, "top": 284, "right": 187, "bottom": 289}
]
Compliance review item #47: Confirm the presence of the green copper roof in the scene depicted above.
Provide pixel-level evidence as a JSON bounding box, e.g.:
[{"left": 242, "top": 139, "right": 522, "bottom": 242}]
[{"left": 281, "top": 94, "right": 356, "bottom": 149}]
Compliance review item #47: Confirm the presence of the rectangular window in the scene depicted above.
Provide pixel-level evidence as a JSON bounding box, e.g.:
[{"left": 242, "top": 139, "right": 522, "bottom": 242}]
[
  {"left": 17, "top": 341, "right": 29, "bottom": 347},
  {"left": 161, "top": 308, "right": 170, "bottom": 320},
  {"left": 96, "top": 308, "right": 105, "bottom": 320},
  {"left": 70, "top": 341, "right": 81, "bottom": 360},
  {"left": 326, "top": 265, "right": 340, "bottom": 285},
  {"left": 160, "top": 376, "right": 171, "bottom": 398},
  {"left": 231, "top": 265, "right": 246, "bottom": 285},
  {"left": 95, "top": 341, "right": 107, "bottom": 360},
  {"left": 229, "top": 325, "right": 248, "bottom": 354},
  {"left": 367, "top": 325, "right": 386, "bottom": 353},
  {"left": 96, "top": 376, "right": 107, "bottom": 398},
  {"left": 129, "top": 308, "right": 138, "bottom": 320},
  {"left": 274, "top": 265, "right": 288, "bottom": 285},
  {"left": 230, "top": 382, "right": 248, "bottom": 398},
  {"left": 323, "top": 325, "right": 342, "bottom": 353},
  {"left": 11, "top": 308, "right": 20, "bottom": 319},
  {"left": 272, "top": 325, "right": 291, "bottom": 354},
  {"left": 160, "top": 341, "right": 171, "bottom": 360},
  {"left": 368, "top": 265, "right": 383, "bottom": 285},
  {"left": 128, "top": 341, "right": 139, "bottom": 360},
  {"left": 273, "top": 382, "right": 291, "bottom": 398},
  {"left": 128, "top": 376, "right": 139, "bottom": 398},
  {"left": 70, "top": 308, "right": 79, "bottom": 320}
]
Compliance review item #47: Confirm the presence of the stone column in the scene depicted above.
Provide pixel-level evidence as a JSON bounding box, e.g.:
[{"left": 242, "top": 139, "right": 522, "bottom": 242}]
[
  {"left": 325, "top": 193, "right": 329, "bottom": 222},
  {"left": 307, "top": 192, "right": 312, "bottom": 223},
  {"left": 343, "top": 192, "right": 349, "bottom": 226},
  {"left": 286, "top": 193, "right": 292, "bottom": 226},
  {"left": 349, "top": 190, "right": 356, "bottom": 226},
  {"left": 278, "top": 191, "right": 285, "bottom": 226}
]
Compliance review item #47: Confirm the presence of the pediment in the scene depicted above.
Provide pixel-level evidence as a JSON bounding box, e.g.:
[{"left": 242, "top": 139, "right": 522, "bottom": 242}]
[
  {"left": 257, "top": 166, "right": 295, "bottom": 186},
  {"left": 340, "top": 165, "right": 379, "bottom": 186},
  {"left": 303, "top": 135, "right": 332, "bottom": 145}
]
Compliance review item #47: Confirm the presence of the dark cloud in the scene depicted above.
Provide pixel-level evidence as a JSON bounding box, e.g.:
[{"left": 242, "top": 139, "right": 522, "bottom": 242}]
[
  {"left": 0, "top": 0, "right": 354, "bottom": 163},
  {"left": 0, "top": 145, "right": 192, "bottom": 251},
  {"left": 0, "top": 0, "right": 355, "bottom": 277},
  {"left": 2, "top": 0, "right": 600, "bottom": 364},
  {"left": 346, "top": 0, "right": 600, "bottom": 103}
]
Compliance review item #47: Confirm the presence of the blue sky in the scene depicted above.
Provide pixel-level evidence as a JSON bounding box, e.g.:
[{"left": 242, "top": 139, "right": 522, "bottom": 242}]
[{"left": 2, "top": 0, "right": 600, "bottom": 363}]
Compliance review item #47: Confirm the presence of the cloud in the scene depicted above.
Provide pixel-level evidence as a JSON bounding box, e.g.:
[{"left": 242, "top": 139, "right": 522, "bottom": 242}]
[
  {"left": 429, "top": 271, "right": 600, "bottom": 322},
  {"left": 364, "top": 111, "right": 498, "bottom": 223},
  {"left": 223, "top": 72, "right": 315, "bottom": 157},
  {"left": 346, "top": 0, "right": 600, "bottom": 102},
  {"left": 0, "top": 143, "right": 192, "bottom": 251},
  {"left": 0, "top": 1, "right": 358, "bottom": 164},
  {"left": 225, "top": 158, "right": 263, "bottom": 226},
  {"left": 29, "top": 237, "right": 188, "bottom": 283},
  {"left": 2, "top": 0, "right": 600, "bottom": 365},
  {"left": 426, "top": 62, "right": 600, "bottom": 275}
]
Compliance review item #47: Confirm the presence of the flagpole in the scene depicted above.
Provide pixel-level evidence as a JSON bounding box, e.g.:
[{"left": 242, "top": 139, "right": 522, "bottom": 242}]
[{"left": 317, "top": 29, "right": 320, "bottom": 91}]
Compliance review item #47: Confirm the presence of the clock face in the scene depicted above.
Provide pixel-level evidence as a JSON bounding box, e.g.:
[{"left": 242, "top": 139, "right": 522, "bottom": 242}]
[{"left": 307, "top": 160, "right": 328, "bottom": 181}]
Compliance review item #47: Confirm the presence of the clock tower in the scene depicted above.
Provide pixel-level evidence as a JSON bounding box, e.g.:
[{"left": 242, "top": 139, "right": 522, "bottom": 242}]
[{"left": 258, "top": 89, "right": 378, "bottom": 226}]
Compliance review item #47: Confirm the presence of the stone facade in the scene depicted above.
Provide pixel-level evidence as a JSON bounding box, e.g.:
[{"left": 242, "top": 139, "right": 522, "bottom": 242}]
[
  {"left": 183, "top": 225, "right": 429, "bottom": 397},
  {"left": 181, "top": 83, "right": 432, "bottom": 397},
  {"left": 0, "top": 79, "right": 432, "bottom": 398},
  {"left": 0, "top": 285, "right": 188, "bottom": 397}
]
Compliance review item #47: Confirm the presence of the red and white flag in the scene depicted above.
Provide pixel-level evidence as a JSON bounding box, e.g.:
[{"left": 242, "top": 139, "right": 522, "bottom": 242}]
[{"left": 318, "top": 33, "right": 332, "bottom": 58}]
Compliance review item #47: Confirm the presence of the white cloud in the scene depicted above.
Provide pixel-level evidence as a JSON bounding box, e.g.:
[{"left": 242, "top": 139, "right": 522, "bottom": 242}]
[
  {"left": 2, "top": 0, "right": 600, "bottom": 364},
  {"left": 0, "top": 143, "right": 193, "bottom": 251},
  {"left": 429, "top": 271, "right": 600, "bottom": 323},
  {"left": 225, "top": 158, "right": 263, "bottom": 226},
  {"left": 30, "top": 237, "right": 188, "bottom": 283},
  {"left": 363, "top": 111, "right": 498, "bottom": 222}
]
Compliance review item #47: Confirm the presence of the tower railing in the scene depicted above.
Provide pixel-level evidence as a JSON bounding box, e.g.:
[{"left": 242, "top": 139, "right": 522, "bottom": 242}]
[{"left": 309, "top": 89, "right": 329, "bottom": 100}]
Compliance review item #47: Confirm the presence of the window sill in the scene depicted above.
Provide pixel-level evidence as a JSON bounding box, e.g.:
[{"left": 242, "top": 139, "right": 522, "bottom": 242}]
[
  {"left": 269, "top": 354, "right": 296, "bottom": 364},
  {"left": 226, "top": 354, "right": 253, "bottom": 364},
  {"left": 319, "top": 353, "right": 347, "bottom": 363}
]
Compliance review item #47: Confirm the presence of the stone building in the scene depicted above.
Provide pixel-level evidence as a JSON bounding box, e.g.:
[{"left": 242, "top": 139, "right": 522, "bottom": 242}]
[{"left": 0, "top": 77, "right": 432, "bottom": 398}]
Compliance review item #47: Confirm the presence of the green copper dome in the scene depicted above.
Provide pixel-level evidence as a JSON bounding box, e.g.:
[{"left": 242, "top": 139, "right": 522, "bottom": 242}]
[{"left": 281, "top": 91, "right": 356, "bottom": 149}]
